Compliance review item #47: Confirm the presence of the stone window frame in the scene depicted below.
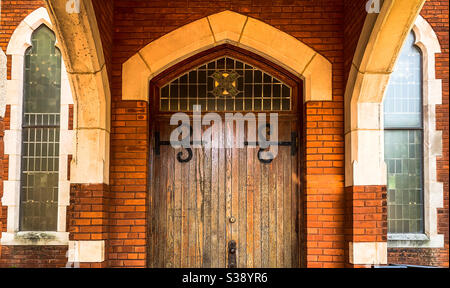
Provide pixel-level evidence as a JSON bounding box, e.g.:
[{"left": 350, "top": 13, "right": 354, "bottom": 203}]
[
  {"left": 386, "top": 15, "right": 444, "bottom": 248},
  {"left": 1, "top": 7, "right": 74, "bottom": 246}
]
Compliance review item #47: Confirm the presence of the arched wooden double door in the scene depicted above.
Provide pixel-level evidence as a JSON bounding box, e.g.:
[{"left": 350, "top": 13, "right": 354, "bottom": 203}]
[{"left": 148, "top": 46, "right": 303, "bottom": 268}]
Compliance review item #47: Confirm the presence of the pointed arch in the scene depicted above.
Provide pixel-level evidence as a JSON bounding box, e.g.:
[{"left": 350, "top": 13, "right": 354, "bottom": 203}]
[
  {"left": 122, "top": 10, "right": 332, "bottom": 103},
  {"left": 44, "top": 0, "right": 111, "bottom": 185},
  {"left": 345, "top": 0, "right": 426, "bottom": 187},
  {"left": 2, "top": 7, "right": 74, "bottom": 245},
  {"left": 343, "top": 0, "right": 427, "bottom": 266}
]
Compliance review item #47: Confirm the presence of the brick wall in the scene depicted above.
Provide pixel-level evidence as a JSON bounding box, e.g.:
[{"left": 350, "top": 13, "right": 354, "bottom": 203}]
[
  {"left": 91, "top": 0, "right": 114, "bottom": 80},
  {"left": 0, "top": 245, "right": 68, "bottom": 268},
  {"left": 68, "top": 184, "right": 110, "bottom": 268},
  {"left": 344, "top": 186, "right": 387, "bottom": 267},
  {"left": 388, "top": 1, "right": 449, "bottom": 268},
  {"left": 0, "top": 0, "right": 44, "bottom": 79},
  {"left": 343, "top": 0, "right": 367, "bottom": 82},
  {"left": 0, "top": 105, "right": 8, "bottom": 236},
  {"left": 108, "top": 100, "right": 148, "bottom": 268}
]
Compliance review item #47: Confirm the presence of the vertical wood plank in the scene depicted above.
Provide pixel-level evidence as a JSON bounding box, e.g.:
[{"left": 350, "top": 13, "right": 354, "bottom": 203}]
[
  {"left": 181, "top": 146, "right": 190, "bottom": 267},
  {"left": 253, "top": 147, "right": 262, "bottom": 267},
  {"left": 166, "top": 125, "right": 175, "bottom": 268},
  {"left": 276, "top": 153, "right": 284, "bottom": 267},
  {"left": 261, "top": 154, "right": 269, "bottom": 268},
  {"left": 203, "top": 126, "right": 212, "bottom": 268},
  {"left": 246, "top": 144, "right": 254, "bottom": 268},
  {"left": 291, "top": 120, "right": 299, "bottom": 267},
  {"left": 231, "top": 121, "right": 240, "bottom": 266},
  {"left": 218, "top": 123, "right": 226, "bottom": 268},
  {"left": 225, "top": 120, "right": 233, "bottom": 266},
  {"left": 238, "top": 124, "right": 247, "bottom": 268},
  {"left": 196, "top": 148, "right": 204, "bottom": 267},
  {"left": 284, "top": 141, "right": 292, "bottom": 267},
  {"left": 268, "top": 154, "right": 277, "bottom": 267},
  {"left": 188, "top": 144, "right": 197, "bottom": 267},
  {"left": 174, "top": 146, "right": 182, "bottom": 268}
]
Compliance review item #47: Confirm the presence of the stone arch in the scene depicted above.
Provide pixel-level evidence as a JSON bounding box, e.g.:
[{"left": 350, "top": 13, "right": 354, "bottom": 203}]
[
  {"left": 344, "top": 0, "right": 427, "bottom": 187},
  {"left": 343, "top": 0, "right": 427, "bottom": 265},
  {"left": 122, "top": 10, "right": 332, "bottom": 103},
  {"left": 44, "top": 0, "right": 111, "bottom": 185}
]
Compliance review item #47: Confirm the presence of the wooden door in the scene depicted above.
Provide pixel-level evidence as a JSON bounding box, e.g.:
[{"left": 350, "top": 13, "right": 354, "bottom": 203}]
[{"left": 148, "top": 46, "right": 302, "bottom": 268}]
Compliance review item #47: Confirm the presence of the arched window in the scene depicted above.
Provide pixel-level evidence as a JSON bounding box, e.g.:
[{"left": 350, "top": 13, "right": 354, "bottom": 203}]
[
  {"left": 20, "top": 25, "right": 61, "bottom": 231},
  {"left": 159, "top": 56, "right": 292, "bottom": 112},
  {"left": 384, "top": 32, "right": 424, "bottom": 234}
]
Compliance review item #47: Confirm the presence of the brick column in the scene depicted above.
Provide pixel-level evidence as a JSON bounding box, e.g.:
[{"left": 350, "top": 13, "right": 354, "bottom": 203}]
[
  {"left": 0, "top": 117, "right": 4, "bottom": 258},
  {"left": 345, "top": 185, "right": 387, "bottom": 267},
  {"left": 68, "top": 184, "right": 110, "bottom": 268}
]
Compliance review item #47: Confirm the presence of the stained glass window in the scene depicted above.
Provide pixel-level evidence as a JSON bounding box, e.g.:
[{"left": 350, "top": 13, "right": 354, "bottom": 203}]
[
  {"left": 160, "top": 57, "right": 292, "bottom": 112},
  {"left": 20, "top": 25, "right": 61, "bottom": 231},
  {"left": 384, "top": 32, "right": 424, "bottom": 234}
]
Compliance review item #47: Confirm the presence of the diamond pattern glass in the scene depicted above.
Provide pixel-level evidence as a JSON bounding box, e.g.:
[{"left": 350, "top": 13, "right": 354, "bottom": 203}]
[{"left": 160, "top": 57, "right": 292, "bottom": 112}]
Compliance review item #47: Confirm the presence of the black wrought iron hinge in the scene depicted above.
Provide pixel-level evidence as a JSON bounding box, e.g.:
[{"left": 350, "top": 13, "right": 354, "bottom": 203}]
[{"left": 154, "top": 126, "right": 298, "bottom": 164}]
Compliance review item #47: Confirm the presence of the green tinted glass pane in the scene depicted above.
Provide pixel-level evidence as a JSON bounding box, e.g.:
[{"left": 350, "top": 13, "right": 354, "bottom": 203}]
[
  {"left": 24, "top": 25, "right": 61, "bottom": 115},
  {"left": 385, "top": 130, "right": 424, "bottom": 234},
  {"left": 384, "top": 32, "right": 422, "bottom": 128},
  {"left": 20, "top": 25, "right": 61, "bottom": 232}
]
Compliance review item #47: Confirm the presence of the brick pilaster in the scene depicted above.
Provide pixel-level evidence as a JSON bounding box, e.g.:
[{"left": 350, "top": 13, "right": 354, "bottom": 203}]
[
  {"left": 68, "top": 183, "right": 110, "bottom": 267},
  {"left": 345, "top": 185, "right": 388, "bottom": 267}
]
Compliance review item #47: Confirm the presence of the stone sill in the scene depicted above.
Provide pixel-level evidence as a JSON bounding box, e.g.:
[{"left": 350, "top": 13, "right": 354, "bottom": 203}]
[
  {"left": 387, "top": 233, "right": 445, "bottom": 248},
  {"left": 388, "top": 233, "right": 430, "bottom": 241},
  {"left": 1, "top": 231, "right": 69, "bottom": 246}
]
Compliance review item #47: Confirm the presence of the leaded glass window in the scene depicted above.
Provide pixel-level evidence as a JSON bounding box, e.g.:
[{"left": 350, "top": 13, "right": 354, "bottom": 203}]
[
  {"left": 20, "top": 25, "right": 61, "bottom": 231},
  {"left": 384, "top": 32, "right": 424, "bottom": 234},
  {"left": 160, "top": 57, "right": 292, "bottom": 112}
]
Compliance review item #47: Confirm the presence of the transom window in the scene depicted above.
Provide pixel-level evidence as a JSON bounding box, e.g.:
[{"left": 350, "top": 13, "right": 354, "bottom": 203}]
[
  {"left": 384, "top": 31, "right": 424, "bottom": 234},
  {"left": 20, "top": 24, "right": 61, "bottom": 231},
  {"left": 159, "top": 57, "right": 292, "bottom": 112}
]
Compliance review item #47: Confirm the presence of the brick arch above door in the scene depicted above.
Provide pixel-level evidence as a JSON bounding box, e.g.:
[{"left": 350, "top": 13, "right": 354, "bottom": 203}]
[{"left": 122, "top": 10, "right": 332, "bottom": 104}]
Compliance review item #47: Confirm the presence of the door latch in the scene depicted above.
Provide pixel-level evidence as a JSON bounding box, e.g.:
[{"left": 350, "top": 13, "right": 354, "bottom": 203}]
[{"left": 228, "top": 240, "right": 237, "bottom": 268}]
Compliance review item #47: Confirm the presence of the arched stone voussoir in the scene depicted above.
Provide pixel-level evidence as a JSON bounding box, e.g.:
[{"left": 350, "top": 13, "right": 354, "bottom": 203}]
[
  {"left": 122, "top": 10, "right": 333, "bottom": 103},
  {"left": 44, "top": 0, "right": 111, "bottom": 185},
  {"left": 344, "top": 0, "right": 426, "bottom": 188},
  {"left": 44, "top": 0, "right": 105, "bottom": 74}
]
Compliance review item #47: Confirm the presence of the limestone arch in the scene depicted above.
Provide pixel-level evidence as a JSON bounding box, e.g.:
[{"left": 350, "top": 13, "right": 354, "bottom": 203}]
[
  {"left": 344, "top": 0, "right": 427, "bottom": 187},
  {"left": 122, "top": 10, "right": 332, "bottom": 103},
  {"left": 44, "top": 0, "right": 111, "bottom": 184}
]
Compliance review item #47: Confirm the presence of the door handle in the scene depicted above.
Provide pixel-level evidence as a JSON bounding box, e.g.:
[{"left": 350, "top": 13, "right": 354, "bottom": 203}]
[{"left": 228, "top": 240, "right": 237, "bottom": 268}]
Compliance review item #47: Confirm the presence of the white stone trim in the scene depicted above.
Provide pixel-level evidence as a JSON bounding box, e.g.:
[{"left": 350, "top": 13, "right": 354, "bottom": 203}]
[
  {"left": 345, "top": 0, "right": 426, "bottom": 187},
  {"left": 1, "top": 231, "right": 68, "bottom": 246},
  {"left": 0, "top": 48, "right": 6, "bottom": 117},
  {"left": 122, "top": 10, "right": 332, "bottom": 103},
  {"left": 349, "top": 242, "right": 387, "bottom": 265},
  {"left": 68, "top": 241, "right": 105, "bottom": 263},
  {"left": 1, "top": 7, "right": 74, "bottom": 246},
  {"left": 388, "top": 16, "right": 444, "bottom": 248}
]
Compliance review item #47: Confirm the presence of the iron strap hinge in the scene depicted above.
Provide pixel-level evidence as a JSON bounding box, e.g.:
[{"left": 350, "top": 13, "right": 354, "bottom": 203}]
[{"left": 154, "top": 131, "right": 298, "bottom": 164}]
